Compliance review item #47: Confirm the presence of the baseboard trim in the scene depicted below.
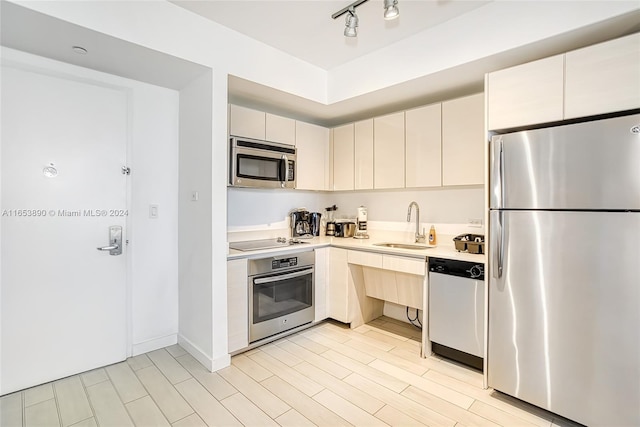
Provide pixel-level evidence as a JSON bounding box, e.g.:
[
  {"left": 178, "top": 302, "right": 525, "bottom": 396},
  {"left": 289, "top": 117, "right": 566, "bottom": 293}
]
[
  {"left": 212, "top": 353, "right": 231, "bottom": 371},
  {"left": 132, "top": 334, "right": 178, "bottom": 356}
]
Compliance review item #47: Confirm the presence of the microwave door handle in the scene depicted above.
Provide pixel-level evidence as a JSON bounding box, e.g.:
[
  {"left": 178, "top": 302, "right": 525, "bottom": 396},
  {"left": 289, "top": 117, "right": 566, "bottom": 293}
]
[
  {"left": 253, "top": 268, "right": 312, "bottom": 285},
  {"left": 280, "top": 154, "right": 289, "bottom": 188}
]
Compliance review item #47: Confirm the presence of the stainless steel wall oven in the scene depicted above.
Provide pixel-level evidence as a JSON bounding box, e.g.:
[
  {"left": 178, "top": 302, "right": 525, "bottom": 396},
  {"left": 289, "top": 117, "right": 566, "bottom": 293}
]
[{"left": 248, "top": 250, "right": 314, "bottom": 343}]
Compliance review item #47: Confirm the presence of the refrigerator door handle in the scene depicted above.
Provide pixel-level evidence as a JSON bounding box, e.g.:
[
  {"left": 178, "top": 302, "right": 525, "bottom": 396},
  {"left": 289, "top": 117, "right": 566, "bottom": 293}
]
[
  {"left": 498, "top": 137, "right": 505, "bottom": 208},
  {"left": 493, "top": 211, "right": 504, "bottom": 279},
  {"left": 490, "top": 136, "right": 504, "bottom": 209}
]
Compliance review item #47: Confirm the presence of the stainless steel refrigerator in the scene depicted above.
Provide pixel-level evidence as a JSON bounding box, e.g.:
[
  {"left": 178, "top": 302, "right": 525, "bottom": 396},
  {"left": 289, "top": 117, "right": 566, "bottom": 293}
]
[{"left": 488, "top": 113, "right": 640, "bottom": 426}]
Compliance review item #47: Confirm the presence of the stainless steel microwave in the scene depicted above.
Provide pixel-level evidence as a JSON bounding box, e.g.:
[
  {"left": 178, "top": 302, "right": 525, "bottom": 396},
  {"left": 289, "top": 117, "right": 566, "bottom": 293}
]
[{"left": 229, "top": 136, "right": 296, "bottom": 189}]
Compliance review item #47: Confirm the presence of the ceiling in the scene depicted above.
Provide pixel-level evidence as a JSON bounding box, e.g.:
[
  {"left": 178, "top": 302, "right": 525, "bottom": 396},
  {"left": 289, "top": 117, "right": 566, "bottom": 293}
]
[
  {"left": 169, "top": 0, "right": 492, "bottom": 70},
  {"left": 2, "top": 1, "right": 639, "bottom": 127}
]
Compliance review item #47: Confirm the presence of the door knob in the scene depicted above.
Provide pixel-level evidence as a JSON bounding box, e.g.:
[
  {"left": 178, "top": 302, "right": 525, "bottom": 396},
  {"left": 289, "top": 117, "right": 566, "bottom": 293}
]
[{"left": 97, "top": 226, "right": 122, "bottom": 256}]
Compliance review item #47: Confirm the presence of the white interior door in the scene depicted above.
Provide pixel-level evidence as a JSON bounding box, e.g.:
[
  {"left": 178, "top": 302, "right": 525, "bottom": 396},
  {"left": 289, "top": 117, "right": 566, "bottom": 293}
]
[{"left": 1, "top": 65, "right": 129, "bottom": 394}]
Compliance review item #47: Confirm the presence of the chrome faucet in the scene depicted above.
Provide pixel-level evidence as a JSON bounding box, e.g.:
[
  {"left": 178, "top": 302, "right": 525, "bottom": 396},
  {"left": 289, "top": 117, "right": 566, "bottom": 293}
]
[{"left": 407, "top": 201, "right": 426, "bottom": 243}]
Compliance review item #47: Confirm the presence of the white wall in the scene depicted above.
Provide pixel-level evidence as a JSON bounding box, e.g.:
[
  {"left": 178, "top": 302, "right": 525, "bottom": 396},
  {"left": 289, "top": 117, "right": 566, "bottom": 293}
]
[
  {"left": 0, "top": 47, "right": 180, "bottom": 356},
  {"left": 227, "top": 188, "right": 326, "bottom": 228},
  {"left": 178, "top": 70, "right": 215, "bottom": 369},
  {"left": 327, "top": 187, "right": 484, "bottom": 225},
  {"left": 130, "top": 82, "right": 180, "bottom": 354},
  {"left": 227, "top": 186, "right": 484, "bottom": 229}
]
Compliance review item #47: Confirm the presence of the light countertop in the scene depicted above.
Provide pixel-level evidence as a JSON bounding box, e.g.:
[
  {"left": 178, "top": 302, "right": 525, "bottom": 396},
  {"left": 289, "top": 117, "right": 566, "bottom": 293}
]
[{"left": 227, "top": 235, "right": 485, "bottom": 264}]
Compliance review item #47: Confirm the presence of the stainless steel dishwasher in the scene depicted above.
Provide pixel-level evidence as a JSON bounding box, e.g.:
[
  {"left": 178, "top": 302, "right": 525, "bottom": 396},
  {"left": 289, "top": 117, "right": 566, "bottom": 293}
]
[{"left": 428, "top": 257, "right": 484, "bottom": 370}]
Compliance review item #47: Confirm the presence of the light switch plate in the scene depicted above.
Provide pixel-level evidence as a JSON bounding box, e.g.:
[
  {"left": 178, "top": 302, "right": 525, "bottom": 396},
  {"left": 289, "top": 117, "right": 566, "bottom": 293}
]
[{"left": 149, "top": 204, "right": 159, "bottom": 219}]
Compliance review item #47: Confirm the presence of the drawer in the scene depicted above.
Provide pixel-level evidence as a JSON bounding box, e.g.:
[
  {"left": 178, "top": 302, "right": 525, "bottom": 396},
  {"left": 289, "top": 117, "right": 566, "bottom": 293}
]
[
  {"left": 382, "top": 255, "right": 426, "bottom": 275},
  {"left": 348, "top": 250, "right": 383, "bottom": 268}
]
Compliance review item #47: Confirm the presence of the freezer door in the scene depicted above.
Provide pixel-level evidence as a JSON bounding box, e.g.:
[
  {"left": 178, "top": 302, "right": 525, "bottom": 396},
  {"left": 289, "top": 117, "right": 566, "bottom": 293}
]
[
  {"left": 488, "top": 210, "right": 640, "bottom": 427},
  {"left": 490, "top": 113, "right": 640, "bottom": 210}
]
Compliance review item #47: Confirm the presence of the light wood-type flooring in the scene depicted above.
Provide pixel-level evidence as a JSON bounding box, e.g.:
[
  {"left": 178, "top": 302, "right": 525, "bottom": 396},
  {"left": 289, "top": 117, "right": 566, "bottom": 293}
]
[{"left": 0, "top": 317, "right": 582, "bottom": 427}]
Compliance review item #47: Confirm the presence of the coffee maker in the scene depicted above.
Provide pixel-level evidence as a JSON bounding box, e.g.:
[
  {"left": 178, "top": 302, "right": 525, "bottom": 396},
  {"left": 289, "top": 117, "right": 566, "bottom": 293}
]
[
  {"left": 290, "top": 209, "right": 311, "bottom": 238},
  {"left": 290, "top": 209, "right": 322, "bottom": 238}
]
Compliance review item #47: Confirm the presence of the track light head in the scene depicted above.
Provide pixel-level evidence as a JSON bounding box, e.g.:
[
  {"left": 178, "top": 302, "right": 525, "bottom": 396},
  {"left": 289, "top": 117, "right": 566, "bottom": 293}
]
[
  {"left": 344, "top": 8, "right": 358, "bottom": 37},
  {"left": 383, "top": 0, "right": 399, "bottom": 20}
]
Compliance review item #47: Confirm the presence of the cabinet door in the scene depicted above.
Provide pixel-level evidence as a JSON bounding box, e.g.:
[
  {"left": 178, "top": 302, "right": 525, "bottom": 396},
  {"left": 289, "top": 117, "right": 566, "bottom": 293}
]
[
  {"left": 327, "top": 247, "right": 349, "bottom": 323},
  {"left": 354, "top": 119, "right": 374, "bottom": 190},
  {"left": 295, "top": 121, "right": 330, "bottom": 191},
  {"left": 314, "top": 248, "right": 329, "bottom": 322},
  {"left": 374, "top": 112, "right": 405, "bottom": 189},
  {"left": 332, "top": 124, "right": 354, "bottom": 191},
  {"left": 229, "top": 104, "right": 265, "bottom": 140},
  {"left": 487, "top": 55, "right": 564, "bottom": 130},
  {"left": 227, "top": 258, "right": 248, "bottom": 353},
  {"left": 442, "top": 93, "right": 485, "bottom": 186},
  {"left": 266, "top": 113, "right": 296, "bottom": 145},
  {"left": 405, "top": 104, "right": 441, "bottom": 188},
  {"left": 565, "top": 33, "right": 640, "bottom": 119}
]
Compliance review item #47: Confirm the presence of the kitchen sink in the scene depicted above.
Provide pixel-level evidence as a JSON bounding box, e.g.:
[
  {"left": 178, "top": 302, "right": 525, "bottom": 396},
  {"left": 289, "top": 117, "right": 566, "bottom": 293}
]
[{"left": 373, "top": 242, "right": 434, "bottom": 250}]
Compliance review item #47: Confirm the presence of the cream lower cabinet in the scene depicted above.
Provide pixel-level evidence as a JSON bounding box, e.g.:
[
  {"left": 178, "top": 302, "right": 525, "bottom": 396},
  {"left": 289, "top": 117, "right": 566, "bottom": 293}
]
[
  {"left": 405, "top": 103, "right": 441, "bottom": 188},
  {"left": 361, "top": 254, "right": 425, "bottom": 309},
  {"left": 326, "top": 248, "right": 385, "bottom": 328},
  {"left": 227, "top": 258, "right": 249, "bottom": 353},
  {"left": 314, "top": 248, "right": 329, "bottom": 322},
  {"left": 295, "top": 121, "right": 330, "bottom": 191},
  {"left": 327, "top": 247, "right": 350, "bottom": 323},
  {"left": 565, "top": 33, "right": 640, "bottom": 119},
  {"left": 442, "top": 93, "right": 485, "bottom": 186},
  {"left": 341, "top": 251, "right": 425, "bottom": 316},
  {"left": 374, "top": 112, "right": 405, "bottom": 189}
]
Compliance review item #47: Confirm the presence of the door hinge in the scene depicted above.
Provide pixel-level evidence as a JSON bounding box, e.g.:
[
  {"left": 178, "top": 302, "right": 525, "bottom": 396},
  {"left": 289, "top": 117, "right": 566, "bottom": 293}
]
[{"left": 122, "top": 166, "right": 131, "bottom": 175}]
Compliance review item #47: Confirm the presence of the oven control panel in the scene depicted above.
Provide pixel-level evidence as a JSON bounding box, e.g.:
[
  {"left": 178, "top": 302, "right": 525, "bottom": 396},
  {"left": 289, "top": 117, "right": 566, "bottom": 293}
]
[{"left": 272, "top": 257, "right": 298, "bottom": 269}]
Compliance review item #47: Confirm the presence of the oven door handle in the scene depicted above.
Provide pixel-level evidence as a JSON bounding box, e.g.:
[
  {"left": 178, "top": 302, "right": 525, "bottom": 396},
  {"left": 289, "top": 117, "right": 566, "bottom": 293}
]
[{"left": 253, "top": 268, "right": 312, "bottom": 285}]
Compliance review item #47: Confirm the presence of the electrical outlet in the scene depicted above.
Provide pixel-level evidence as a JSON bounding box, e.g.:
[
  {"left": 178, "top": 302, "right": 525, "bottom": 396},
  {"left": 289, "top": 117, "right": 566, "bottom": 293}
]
[{"left": 468, "top": 218, "right": 483, "bottom": 228}]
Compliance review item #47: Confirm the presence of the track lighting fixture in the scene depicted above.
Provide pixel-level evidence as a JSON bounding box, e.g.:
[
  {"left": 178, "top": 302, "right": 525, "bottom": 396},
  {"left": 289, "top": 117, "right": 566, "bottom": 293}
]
[
  {"left": 344, "top": 8, "right": 358, "bottom": 38},
  {"left": 383, "top": 0, "right": 399, "bottom": 20},
  {"left": 331, "top": 0, "right": 399, "bottom": 38}
]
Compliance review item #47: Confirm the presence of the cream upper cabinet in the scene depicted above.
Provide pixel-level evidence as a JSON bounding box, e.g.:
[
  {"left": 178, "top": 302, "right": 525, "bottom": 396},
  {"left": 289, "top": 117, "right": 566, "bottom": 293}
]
[
  {"left": 442, "top": 93, "right": 485, "bottom": 186},
  {"left": 295, "top": 121, "right": 330, "bottom": 191},
  {"left": 354, "top": 119, "right": 374, "bottom": 190},
  {"left": 266, "top": 113, "right": 296, "bottom": 145},
  {"left": 229, "top": 104, "right": 265, "bottom": 140},
  {"left": 332, "top": 123, "right": 355, "bottom": 191},
  {"left": 405, "top": 103, "right": 441, "bottom": 188},
  {"left": 487, "top": 55, "right": 564, "bottom": 130},
  {"left": 374, "top": 112, "right": 405, "bottom": 189},
  {"left": 565, "top": 33, "right": 640, "bottom": 119}
]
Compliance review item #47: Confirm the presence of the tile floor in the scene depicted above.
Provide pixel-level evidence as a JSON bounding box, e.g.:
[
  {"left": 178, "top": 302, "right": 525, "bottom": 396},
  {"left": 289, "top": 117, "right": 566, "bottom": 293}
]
[{"left": 0, "top": 318, "right": 582, "bottom": 427}]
